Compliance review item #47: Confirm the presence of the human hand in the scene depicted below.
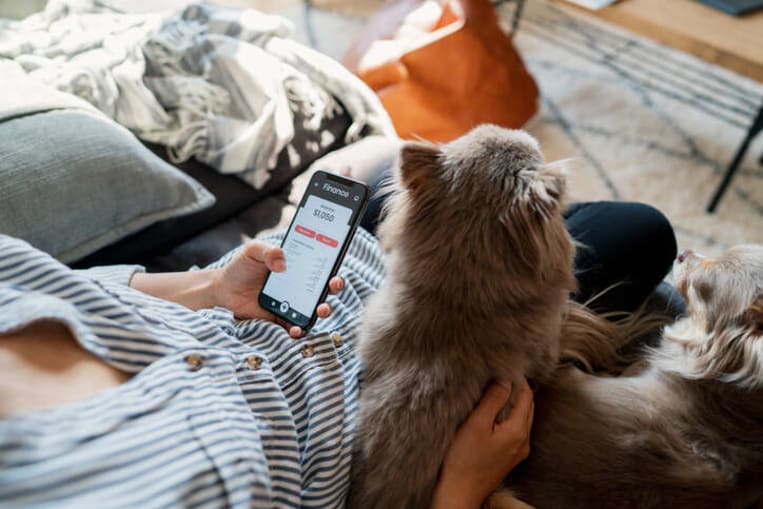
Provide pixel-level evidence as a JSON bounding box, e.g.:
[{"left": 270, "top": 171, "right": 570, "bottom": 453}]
[
  {"left": 431, "top": 378, "right": 535, "bottom": 509},
  {"left": 212, "top": 239, "right": 345, "bottom": 338}
]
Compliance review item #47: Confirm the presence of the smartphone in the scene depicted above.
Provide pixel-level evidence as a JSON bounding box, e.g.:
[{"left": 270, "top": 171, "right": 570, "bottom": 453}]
[{"left": 258, "top": 171, "right": 370, "bottom": 330}]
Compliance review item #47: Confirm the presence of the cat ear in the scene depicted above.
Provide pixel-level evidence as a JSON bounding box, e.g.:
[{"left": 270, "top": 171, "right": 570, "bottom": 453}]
[
  {"left": 399, "top": 142, "right": 441, "bottom": 191},
  {"left": 744, "top": 293, "right": 763, "bottom": 335}
]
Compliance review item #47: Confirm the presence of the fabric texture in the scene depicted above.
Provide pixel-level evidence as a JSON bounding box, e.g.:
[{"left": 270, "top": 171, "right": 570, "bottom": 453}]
[
  {"left": 0, "top": 109, "right": 214, "bottom": 263},
  {"left": 351, "top": 0, "right": 539, "bottom": 142},
  {"left": 0, "top": 228, "right": 384, "bottom": 508},
  {"left": 0, "top": 0, "right": 395, "bottom": 189},
  {"left": 0, "top": 59, "right": 97, "bottom": 122},
  {"left": 70, "top": 95, "right": 353, "bottom": 268},
  {"left": 75, "top": 135, "right": 399, "bottom": 273}
]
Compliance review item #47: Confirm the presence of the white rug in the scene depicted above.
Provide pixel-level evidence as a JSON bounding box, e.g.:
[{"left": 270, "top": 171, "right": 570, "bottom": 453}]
[
  {"left": 511, "top": 1, "right": 763, "bottom": 255},
  {"left": 291, "top": 0, "right": 763, "bottom": 255}
]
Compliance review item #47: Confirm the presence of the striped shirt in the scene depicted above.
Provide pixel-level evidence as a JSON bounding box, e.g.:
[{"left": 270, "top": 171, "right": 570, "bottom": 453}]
[{"left": 0, "top": 229, "right": 385, "bottom": 508}]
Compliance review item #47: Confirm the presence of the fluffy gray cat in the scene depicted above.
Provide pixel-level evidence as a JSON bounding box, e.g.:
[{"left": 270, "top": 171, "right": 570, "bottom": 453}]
[{"left": 348, "top": 125, "right": 576, "bottom": 508}]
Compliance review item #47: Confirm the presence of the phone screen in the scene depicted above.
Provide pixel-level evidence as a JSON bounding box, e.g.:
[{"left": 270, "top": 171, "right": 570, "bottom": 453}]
[{"left": 259, "top": 171, "right": 368, "bottom": 328}]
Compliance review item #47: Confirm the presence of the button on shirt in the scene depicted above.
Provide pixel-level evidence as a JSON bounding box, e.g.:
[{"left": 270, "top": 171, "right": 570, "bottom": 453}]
[{"left": 0, "top": 229, "right": 385, "bottom": 508}]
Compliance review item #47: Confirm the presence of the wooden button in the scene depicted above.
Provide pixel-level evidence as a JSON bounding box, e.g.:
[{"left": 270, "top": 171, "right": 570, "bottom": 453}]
[
  {"left": 246, "top": 355, "right": 262, "bottom": 370},
  {"left": 301, "top": 344, "right": 315, "bottom": 358},
  {"left": 185, "top": 353, "right": 203, "bottom": 371},
  {"left": 331, "top": 332, "right": 344, "bottom": 345}
]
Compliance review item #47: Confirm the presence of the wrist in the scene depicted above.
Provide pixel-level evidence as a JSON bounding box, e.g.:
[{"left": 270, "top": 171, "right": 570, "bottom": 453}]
[
  {"left": 431, "top": 475, "right": 485, "bottom": 509},
  {"left": 194, "top": 269, "right": 222, "bottom": 310},
  {"left": 130, "top": 269, "right": 221, "bottom": 311}
]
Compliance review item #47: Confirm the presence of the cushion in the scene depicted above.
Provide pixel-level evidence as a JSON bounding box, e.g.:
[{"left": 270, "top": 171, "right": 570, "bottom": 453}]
[
  {"left": 72, "top": 97, "right": 353, "bottom": 268},
  {"left": 0, "top": 109, "right": 214, "bottom": 263}
]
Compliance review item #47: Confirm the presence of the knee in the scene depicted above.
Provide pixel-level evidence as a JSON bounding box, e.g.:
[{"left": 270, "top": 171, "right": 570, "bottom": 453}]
[
  {"left": 567, "top": 201, "right": 677, "bottom": 269},
  {"left": 567, "top": 201, "right": 678, "bottom": 311},
  {"left": 624, "top": 202, "right": 677, "bottom": 276},
  {"left": 613, "top": 203, "right": 678, "bottom": 287}
]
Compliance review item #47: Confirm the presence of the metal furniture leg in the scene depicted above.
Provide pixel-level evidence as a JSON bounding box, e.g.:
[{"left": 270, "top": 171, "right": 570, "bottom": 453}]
[
  {"left": 493, "top": 0, "right": 527, "bottom": 36},
  {"left": 707, "top": 102, "right": 763, "bottom": 213}
]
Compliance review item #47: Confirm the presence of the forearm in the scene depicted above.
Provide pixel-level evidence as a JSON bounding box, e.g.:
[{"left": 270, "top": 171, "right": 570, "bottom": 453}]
[{"left": 129, "top": 269, "right": 221, "bottom": 311}]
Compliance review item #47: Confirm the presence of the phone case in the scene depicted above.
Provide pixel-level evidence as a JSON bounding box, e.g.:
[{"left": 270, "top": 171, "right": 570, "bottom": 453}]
[{"left": 258, "top": 171, "right": 370, "bottom": 330}]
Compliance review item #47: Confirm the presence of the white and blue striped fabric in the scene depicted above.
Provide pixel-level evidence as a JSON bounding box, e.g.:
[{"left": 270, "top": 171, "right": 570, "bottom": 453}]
[{"left": 0, "top": 228, "right": 385, "bottom": 508}]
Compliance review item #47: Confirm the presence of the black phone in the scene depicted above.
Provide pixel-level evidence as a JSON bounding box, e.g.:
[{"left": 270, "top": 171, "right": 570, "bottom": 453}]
[{"left": 258, "top": 170, "right": 370, "bottom": 330}]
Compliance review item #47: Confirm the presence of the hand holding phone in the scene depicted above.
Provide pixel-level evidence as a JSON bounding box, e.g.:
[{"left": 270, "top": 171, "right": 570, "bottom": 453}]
[{"left": 259, "top": 171, "right": 369, "bottom": 331}]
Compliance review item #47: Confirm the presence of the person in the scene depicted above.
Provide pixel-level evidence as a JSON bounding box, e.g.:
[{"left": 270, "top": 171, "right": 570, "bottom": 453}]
[
  {"left": 0, "top": 157, "right": 676, "bottom": 508},
  {"left": 0, "top": 231, "right": 533, "bottom": 509}
]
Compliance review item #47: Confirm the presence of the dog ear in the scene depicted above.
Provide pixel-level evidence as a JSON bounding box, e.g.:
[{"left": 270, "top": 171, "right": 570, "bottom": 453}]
[
  {"left": 528, "top": 160, "right": 568, "bottom": 215},
  {"left": 743, "top": 293, "right": 763, "bottom": 334},
  {"left": 399, "top": 142, "right": 441, "bottom": 191}
]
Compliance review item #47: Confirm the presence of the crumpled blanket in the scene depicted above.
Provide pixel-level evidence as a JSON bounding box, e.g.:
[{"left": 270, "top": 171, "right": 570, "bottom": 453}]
[
  {"left": 0, "top": 0, "right": 395, "bottom": 189},
  {"left": 0, "top": 59, "right": 98, "bottom": 123}
]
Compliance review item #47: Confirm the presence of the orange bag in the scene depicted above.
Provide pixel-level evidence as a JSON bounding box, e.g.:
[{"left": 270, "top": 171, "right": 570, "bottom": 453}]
[{"left": 345, "top": 0, "right": 539, "bottom": 143}]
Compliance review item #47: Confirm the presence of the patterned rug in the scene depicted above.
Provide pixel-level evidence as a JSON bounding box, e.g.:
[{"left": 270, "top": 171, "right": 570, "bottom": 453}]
[
  {"left": 511, "top": 1, "right": 763, "bottom": 255},
  {"left": 287, "top": 0, "right": 763, "bottom": 255}
]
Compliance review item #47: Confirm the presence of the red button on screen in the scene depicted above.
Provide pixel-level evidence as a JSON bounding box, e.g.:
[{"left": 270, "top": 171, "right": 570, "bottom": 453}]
[
  {"left": 317, "top": 234, "right": 338, "bottom": 247},
  {"left": 295, "top": 225, "right": 316, "bottom": 238}
]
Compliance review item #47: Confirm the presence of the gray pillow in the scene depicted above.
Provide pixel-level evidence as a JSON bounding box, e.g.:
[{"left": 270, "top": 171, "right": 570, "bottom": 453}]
[{"left": 0, "top": 109, "right": 214, "bottom": 263}]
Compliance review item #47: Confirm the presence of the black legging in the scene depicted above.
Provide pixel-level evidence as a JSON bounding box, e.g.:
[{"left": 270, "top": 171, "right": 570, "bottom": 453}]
[{"left": 360, "top": 169, "right": 677, "bottom": 314}]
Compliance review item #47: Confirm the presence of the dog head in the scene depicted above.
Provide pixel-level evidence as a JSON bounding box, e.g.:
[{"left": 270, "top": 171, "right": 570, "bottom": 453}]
[
  {"left": 379, "top": 125, "right": 576, "bottom": 305},
  {"left": 665, "top": 245, "right": 763, "bottom": 388}
]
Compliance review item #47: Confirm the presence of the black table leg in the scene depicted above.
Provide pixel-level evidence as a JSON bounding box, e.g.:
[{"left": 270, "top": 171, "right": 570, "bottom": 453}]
[
  {"left": 493, "top": 0, "right": 527, "bottom": 35},
  {"left": 707, "top": 102, "right": 763, "bottom": 213}
]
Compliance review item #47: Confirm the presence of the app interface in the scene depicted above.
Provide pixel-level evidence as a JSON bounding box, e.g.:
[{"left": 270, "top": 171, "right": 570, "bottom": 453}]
[{"left": 263, "top": 193, "right": 354, "bottom": 322}]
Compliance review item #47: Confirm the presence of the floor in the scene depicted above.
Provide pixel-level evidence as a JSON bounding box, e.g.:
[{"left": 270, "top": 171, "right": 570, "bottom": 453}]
[
  {"left": 511, "top": 1, "right": 763, "bottom": 255},
  {"left": 561, "top": 0, "right": 763, "bottom": 82}
]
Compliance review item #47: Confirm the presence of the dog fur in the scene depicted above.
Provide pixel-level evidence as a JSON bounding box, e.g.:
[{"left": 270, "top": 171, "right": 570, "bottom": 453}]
[
  {"left": 496, "top": 245, "right": 763, "bottom": 509},
  {"left": 347, "top": 125, "right": 577, "bottom": 509}
]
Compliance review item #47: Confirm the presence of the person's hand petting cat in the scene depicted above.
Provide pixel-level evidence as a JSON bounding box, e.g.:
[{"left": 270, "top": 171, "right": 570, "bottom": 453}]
[
  {"left": 130, "top": 239, "right": 345, "bottom": 338},
  {"left": 431, "top": 378, "right": 535, "bottom": 509}
]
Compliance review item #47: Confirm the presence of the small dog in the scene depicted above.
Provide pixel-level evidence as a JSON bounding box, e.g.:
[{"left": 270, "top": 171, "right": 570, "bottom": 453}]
[
  {"left": 348, "top": 125, "right": 577, "bottom": 508},
  {"left": 496, "top": 245, "right": 763, "bottom": 509}
]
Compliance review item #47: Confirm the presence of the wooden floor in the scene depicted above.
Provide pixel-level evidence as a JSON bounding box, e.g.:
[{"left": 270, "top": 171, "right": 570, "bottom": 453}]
[{"left": 560, "top": 0, "right": 763, "bottom": 82}]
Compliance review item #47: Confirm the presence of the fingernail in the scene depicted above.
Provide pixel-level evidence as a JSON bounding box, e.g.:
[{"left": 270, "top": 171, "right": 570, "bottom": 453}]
[
  {"left": 497, "top": 380, "right": 512, "bottom": 392},
  {"left": 274, "top": 260, "right": 286, "bottom": 271}
]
